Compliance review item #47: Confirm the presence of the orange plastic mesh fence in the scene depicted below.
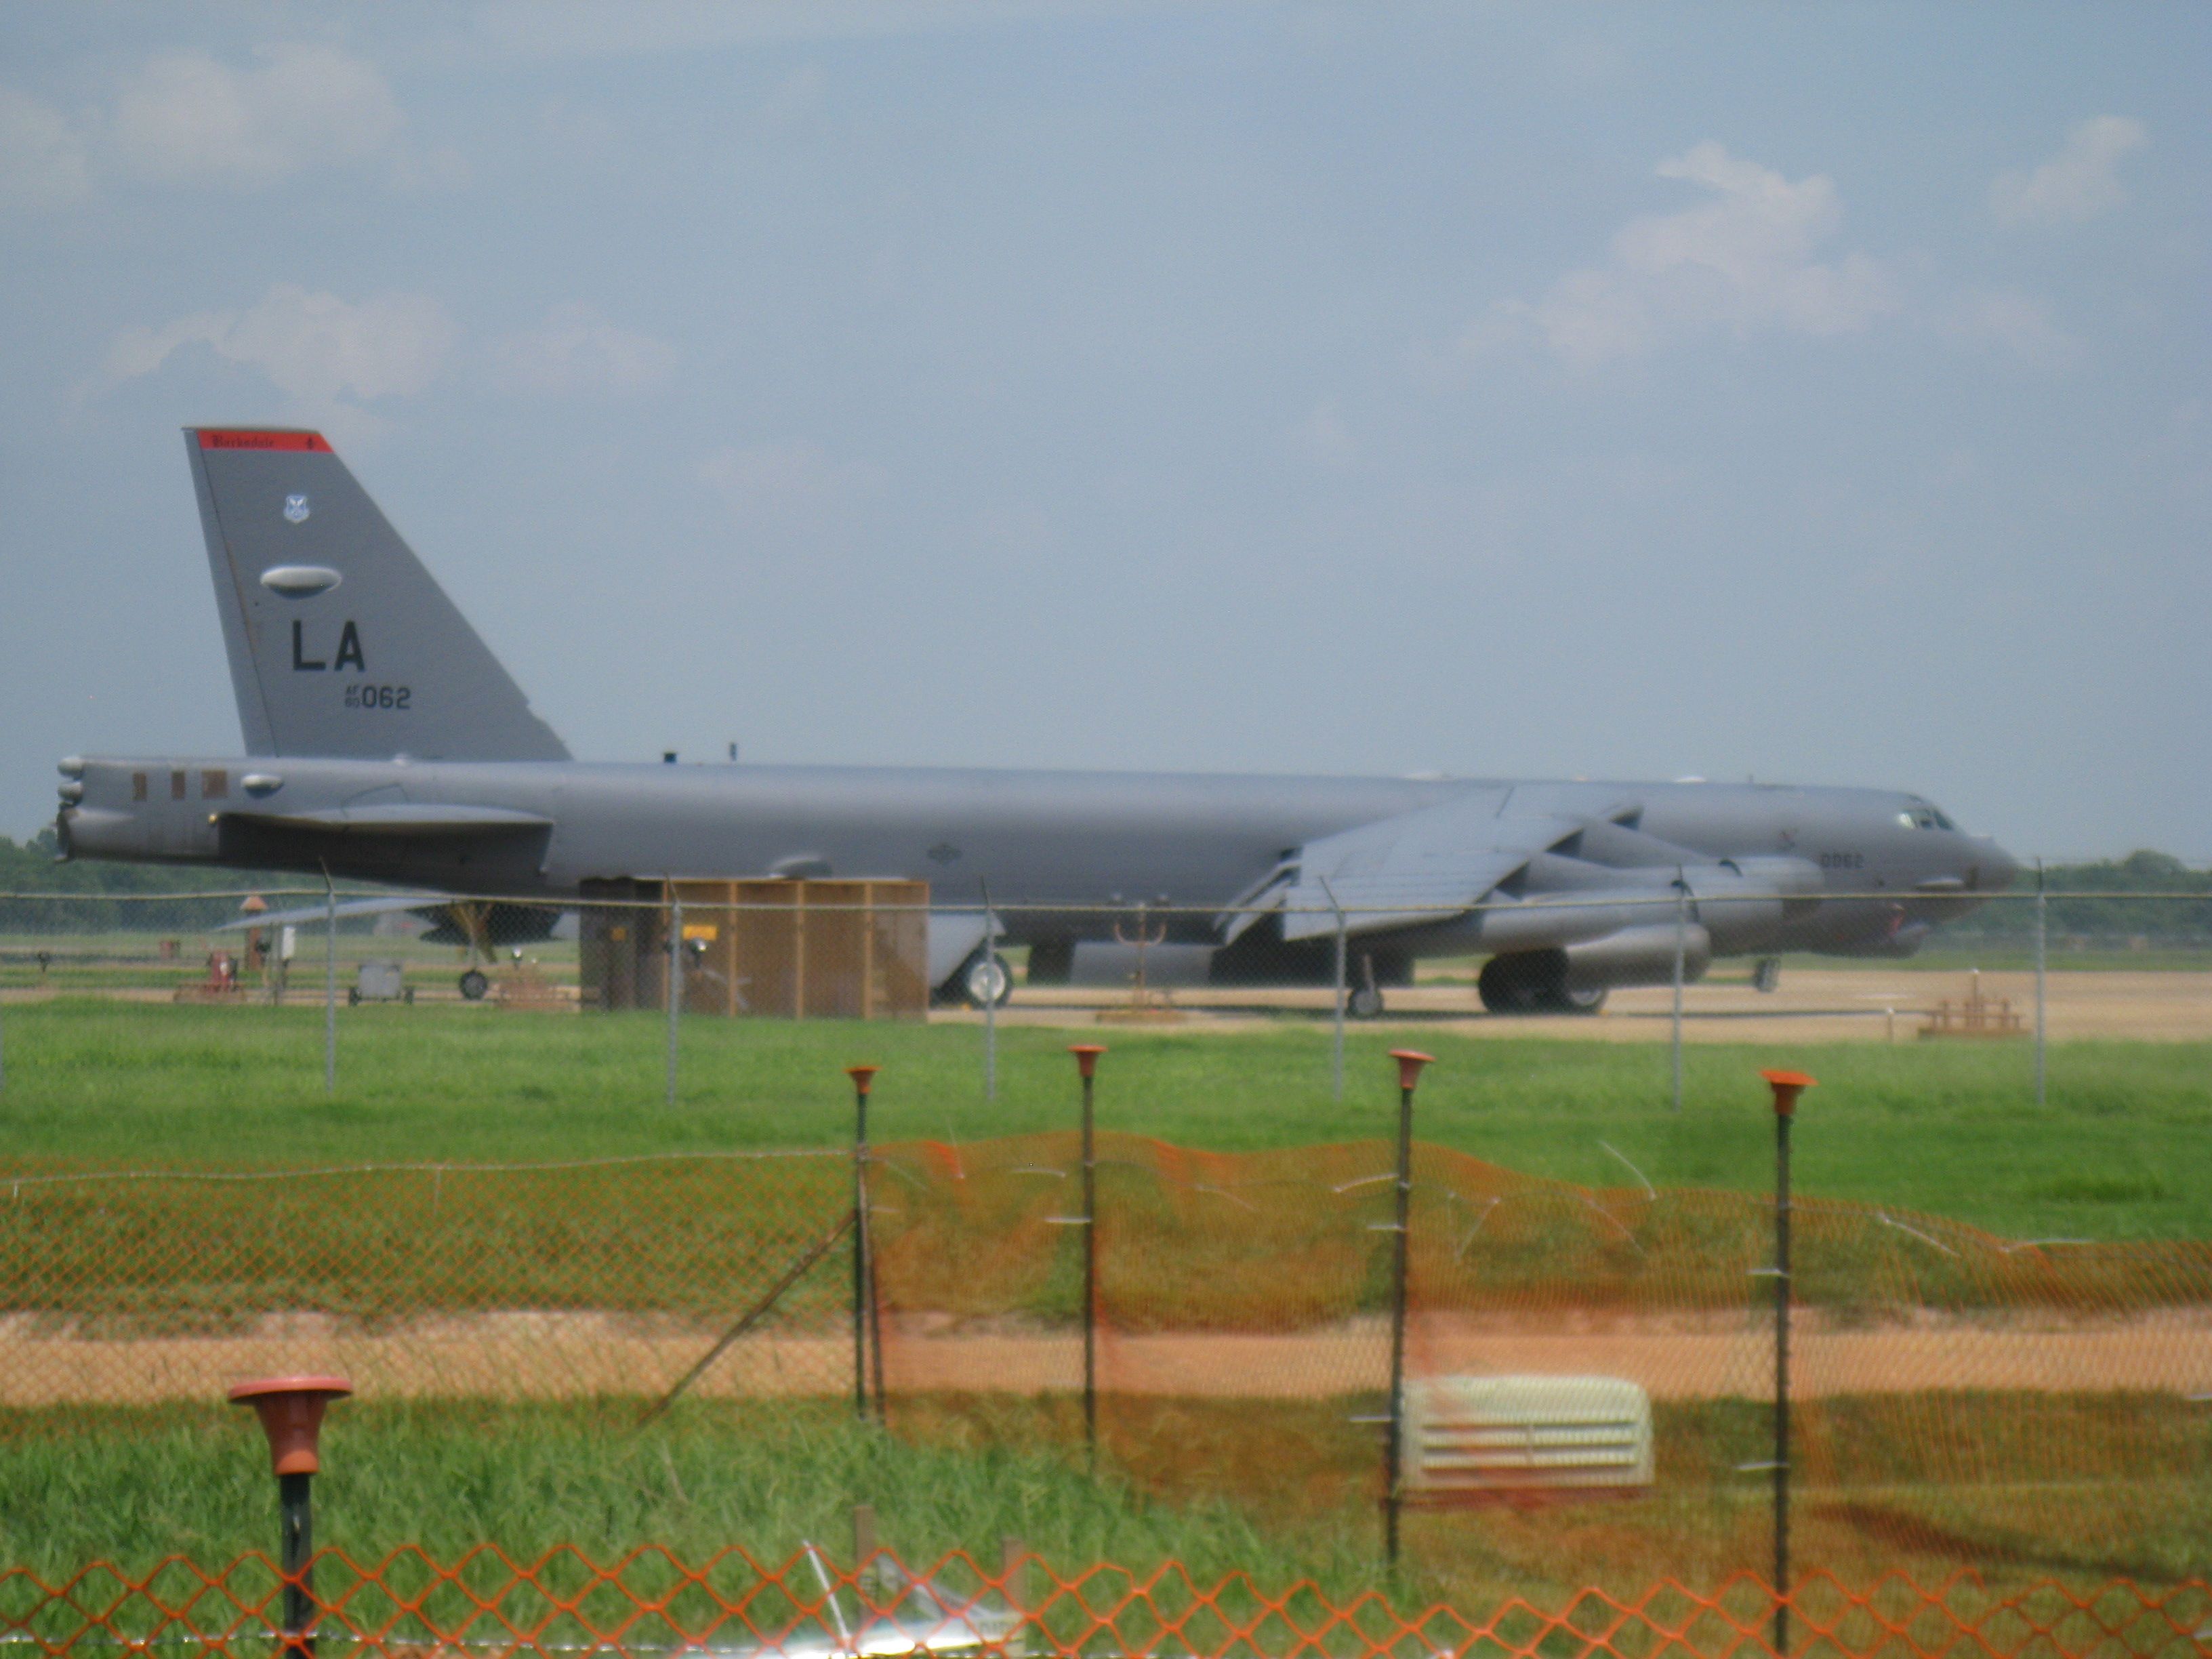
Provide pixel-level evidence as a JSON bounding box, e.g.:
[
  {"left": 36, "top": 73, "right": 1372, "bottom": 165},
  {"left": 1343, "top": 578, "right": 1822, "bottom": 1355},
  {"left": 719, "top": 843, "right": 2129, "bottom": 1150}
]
[
  {"left": 867, "top": 1136, "right": 2210, "bottom": 1589},
  {"left": 0, "top": 1551, "right": 2204, "bottom": 1659},
  {"left": 3, "top": 1137, "right": 2207, "bottom": 1589}
]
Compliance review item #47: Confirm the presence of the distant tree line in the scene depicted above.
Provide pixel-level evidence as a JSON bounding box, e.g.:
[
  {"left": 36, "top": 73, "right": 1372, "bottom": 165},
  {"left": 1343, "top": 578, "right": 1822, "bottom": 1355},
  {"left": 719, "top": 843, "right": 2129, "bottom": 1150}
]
[
  {"left": 5, "top": 827, "right": 2206, "bottom": 945},
  {"left": 0, "top": 828, "right": 313, "bottom": 934},
  {"left": 1938, "top": 851, "right": 2212, "bottom": 947}
]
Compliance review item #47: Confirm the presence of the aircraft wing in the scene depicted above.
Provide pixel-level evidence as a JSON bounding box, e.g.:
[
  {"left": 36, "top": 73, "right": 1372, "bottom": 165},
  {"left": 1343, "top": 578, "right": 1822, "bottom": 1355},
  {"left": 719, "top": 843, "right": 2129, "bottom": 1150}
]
[
  {"left": 214, "top": 893, "right": 447, "bottom": 931},
  {"left": 1231, "top": 794, "right": 1592, "bottom": 943}
]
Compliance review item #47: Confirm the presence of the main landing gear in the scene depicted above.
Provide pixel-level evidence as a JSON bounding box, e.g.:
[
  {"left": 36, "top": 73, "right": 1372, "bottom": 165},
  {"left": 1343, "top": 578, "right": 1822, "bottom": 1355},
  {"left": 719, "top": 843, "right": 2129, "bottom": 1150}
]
[
  {"left": 960, "top": 951, "right": 1014, "bottom": 1009},
  {"left": 1477, "top": 952, "right": 1607, "bottom": 1016}
]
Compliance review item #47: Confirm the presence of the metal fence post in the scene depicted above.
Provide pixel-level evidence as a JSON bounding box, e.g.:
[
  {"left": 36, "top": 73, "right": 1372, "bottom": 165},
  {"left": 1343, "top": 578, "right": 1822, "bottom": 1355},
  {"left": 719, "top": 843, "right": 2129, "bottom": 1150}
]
[
  {"left": 1760, "top": 1069, "right": 1813, "bottom": 1654},
  {"left": 1069, "top": 1044, "right": 1105, "bottom": 1466},
  {"left": 230, "top": 1376, "right": 350, "bottom": 1657},
  {"left": 1321, "top": 878, "right": 1347, "bottom": 1103},
  {"left": 1382, "top": 1048, "right": 1433, "bottom": 1567},
  {"left": 846, "top": 1065, "right": 880, "bottom": 1420},
  {"left": 665, "top": 888, "right": 683, "bottom": 1107},
  {"left": 2034, "top": 861, "right": 2047, "bottom": 1108},
  {"left": 1671, "top": 872, "right": 1687, "bottom": 1113},
  {"left": 981, "top": 881, "right": 998, "bottom": 1105},
  {"left": 321, "top": 872, "right": 337, "bottom": 1097}
]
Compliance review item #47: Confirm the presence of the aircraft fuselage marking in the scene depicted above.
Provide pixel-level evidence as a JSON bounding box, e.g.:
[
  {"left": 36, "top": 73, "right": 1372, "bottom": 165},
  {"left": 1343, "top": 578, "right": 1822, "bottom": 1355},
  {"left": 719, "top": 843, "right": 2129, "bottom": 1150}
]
[{"left": 291, "top": 619, "right": 366, "bottom": 672}]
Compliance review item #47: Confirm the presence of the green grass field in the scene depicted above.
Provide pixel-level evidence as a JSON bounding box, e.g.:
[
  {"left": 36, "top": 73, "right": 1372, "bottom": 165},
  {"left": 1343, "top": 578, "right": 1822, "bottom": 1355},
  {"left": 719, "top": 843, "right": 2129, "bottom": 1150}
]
[
  {"left": 0, "top": 1000, "right": 2205, "bottom": 1239},
  {"left": 0, "top": 999, "right": 2204, "bottom": 1607},
  {"left": 3, "top": 1393, "right": 2201, "bottom": 1604},
  {"left": 0, "top": 1400, "right": 1347, "bottom": 1591}
]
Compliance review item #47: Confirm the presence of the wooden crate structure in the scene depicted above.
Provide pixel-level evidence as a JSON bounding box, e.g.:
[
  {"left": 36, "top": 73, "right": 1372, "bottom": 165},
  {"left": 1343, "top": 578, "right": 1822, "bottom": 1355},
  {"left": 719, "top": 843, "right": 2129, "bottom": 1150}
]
[{"left": 579, "top": 878, "right": 928, "bottom": 1019}]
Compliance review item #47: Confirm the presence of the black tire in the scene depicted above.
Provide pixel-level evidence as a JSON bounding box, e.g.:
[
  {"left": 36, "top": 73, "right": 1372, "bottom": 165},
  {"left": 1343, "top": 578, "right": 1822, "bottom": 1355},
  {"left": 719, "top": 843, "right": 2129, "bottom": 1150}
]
[
  {"left": 1479, "top": 952, "right": 1608, "bottom": 1016},
  {"left": 961, "top": 952, "right": 1013, "bottom": 1008},
  {"left": 1347, "top": 984, "right": 1385, "bottom": 1019},
  {"left": 459, "top": 968, "right": 490, "bottom": 1002}
]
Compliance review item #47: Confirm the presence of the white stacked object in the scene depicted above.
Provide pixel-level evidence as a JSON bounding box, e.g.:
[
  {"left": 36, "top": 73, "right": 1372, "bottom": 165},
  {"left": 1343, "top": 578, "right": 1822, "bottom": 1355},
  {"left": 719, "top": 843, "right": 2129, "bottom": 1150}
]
[{"left": 1401, "top": 1374, "right": 1654, "bottom": 1498}]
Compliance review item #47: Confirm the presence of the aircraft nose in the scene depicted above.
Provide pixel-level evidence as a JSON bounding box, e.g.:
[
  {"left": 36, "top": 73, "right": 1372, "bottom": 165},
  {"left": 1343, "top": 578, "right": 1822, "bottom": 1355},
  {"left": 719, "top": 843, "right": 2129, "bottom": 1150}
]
[{"left": 1975, "top": 840, "right": 2020, "bottom": 893}]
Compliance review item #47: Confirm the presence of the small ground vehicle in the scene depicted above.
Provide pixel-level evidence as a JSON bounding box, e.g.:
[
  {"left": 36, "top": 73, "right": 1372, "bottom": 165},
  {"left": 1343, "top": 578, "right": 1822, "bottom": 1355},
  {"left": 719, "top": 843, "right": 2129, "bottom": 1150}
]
[{"left": 348, "top": 960, "right": 413, "bottom": 1005}]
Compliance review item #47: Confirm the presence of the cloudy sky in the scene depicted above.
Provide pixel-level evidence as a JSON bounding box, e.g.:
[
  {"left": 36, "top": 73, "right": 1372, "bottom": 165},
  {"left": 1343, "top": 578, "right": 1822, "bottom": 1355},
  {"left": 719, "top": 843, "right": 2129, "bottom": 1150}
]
[{"left": 3, "top": 2, "right": 2205, "bottom": 860}]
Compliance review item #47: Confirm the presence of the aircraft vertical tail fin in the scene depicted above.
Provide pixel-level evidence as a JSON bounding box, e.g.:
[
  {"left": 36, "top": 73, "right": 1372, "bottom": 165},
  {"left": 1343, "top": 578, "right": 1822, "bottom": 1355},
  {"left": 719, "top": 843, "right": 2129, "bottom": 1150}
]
[{"left": 186, "top": 428, "right": 569, "bottom": 760}]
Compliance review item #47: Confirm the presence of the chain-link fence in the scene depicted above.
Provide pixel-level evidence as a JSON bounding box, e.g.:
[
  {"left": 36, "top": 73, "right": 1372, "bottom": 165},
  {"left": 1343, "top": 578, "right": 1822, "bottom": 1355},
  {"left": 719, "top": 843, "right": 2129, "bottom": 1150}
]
[
  {"left": 3, "top": 1133, "right": 2206, "bottom": 1596},
  {"left": 0, "top": 884, "right": 2206, "bottom": 1115}
]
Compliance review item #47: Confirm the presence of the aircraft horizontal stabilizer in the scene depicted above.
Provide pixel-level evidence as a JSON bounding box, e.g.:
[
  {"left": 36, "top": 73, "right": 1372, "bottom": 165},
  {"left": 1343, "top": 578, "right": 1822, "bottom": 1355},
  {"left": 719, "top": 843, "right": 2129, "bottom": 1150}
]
[{"left": 220, "top": 803, "right": 552, "bottom": 835}]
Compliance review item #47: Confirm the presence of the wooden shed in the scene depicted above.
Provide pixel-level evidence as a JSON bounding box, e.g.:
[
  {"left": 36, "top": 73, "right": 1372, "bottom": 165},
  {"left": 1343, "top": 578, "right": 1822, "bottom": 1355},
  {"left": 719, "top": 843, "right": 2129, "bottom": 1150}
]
[{"left": 579, "top": 878, "right": 929, "bottom": 1020}]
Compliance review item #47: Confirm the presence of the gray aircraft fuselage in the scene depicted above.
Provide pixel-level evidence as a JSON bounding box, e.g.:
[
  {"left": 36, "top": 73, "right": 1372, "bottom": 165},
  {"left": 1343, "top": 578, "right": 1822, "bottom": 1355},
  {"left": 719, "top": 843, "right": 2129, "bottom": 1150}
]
[{"left": 58, "top": 752, "right": 2011, "bottom": 958}]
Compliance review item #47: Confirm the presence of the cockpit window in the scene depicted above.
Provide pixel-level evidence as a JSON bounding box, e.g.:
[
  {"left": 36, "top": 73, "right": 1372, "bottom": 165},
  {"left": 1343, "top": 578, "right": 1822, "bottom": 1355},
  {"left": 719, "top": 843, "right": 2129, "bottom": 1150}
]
[{"left": 1898, "top": 806, "right": 1957, "bottom": 831}]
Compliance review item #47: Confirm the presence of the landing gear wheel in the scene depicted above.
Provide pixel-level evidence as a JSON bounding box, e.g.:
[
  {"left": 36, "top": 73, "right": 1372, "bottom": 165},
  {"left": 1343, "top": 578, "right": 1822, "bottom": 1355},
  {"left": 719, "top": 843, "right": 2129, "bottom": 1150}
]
[
  {"left": 1347, "top": 984, "right": 1385, "bottom": 1019},
  {"left": 459, "top": 968, "right": 490, "bottom": 1002},
  {"left": 962, "top": 952, "right": 1013, "bottom": 1009},
  {"left": 1478, "top": 953, "right": 1608, "bottom": 1016},
  {"left": 1478, "top": 955, "right": 1540, "bottom": 1015}
]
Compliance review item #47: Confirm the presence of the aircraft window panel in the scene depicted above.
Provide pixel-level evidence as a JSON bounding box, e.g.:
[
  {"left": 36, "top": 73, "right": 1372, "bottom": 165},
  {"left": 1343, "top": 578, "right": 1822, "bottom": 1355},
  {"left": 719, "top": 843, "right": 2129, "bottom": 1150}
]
[
  {"left": 1896, "top": 812, "right": 1916, "bottom": 829},
  {"left": 202, "top": 769, "right": 228, "bottom": 799},
  {"left": 170, "top": 771, "right": 187, "bottom": 800},
  {"left": 132, "top": 773, "right": 148, "bottom": 802}
]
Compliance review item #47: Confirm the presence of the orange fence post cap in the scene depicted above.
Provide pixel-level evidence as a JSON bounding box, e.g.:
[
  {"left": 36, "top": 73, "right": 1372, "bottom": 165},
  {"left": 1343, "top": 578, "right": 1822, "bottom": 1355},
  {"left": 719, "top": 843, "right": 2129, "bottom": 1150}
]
[
  {"left": 1389, "top": 1049, "right": 1435, "bottom": 1090},
  {"left": 227, "top": 1375, "right": 352, "bottom": 1476},
  {"left": 1759, "top": 1069, "right": 1817, "bottom": 1115},
  {"left": 844, "top": 1065, "right": 880, "bottom": 1097},
  {"left": 1068, "top": 1044, "right": 1107, "bottom": 1079}
]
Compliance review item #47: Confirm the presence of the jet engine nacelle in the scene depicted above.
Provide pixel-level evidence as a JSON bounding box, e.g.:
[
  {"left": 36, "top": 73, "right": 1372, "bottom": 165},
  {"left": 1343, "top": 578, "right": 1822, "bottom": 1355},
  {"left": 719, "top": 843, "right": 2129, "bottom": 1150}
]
[
  {"left": 1679, "top": 856, "right": 1823, "bottom": 953},
  {"left": 1562, "top": 923, "right": 1713, "bottom": 991}
]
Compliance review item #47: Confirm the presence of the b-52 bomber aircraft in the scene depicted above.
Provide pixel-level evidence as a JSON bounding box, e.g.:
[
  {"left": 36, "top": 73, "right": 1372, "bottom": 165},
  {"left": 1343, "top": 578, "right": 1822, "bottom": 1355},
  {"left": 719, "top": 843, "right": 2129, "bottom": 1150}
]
[{"left": 54, "top": 428, "right": 2017, "bottom": 1012}]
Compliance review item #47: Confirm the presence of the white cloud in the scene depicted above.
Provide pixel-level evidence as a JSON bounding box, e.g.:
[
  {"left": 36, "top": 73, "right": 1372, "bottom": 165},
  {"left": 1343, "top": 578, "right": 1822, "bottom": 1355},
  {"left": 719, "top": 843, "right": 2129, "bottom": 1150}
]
[
  {"left": 1991, "top": 117, "right": 2148, "bottom": 228},
  {"left": 85, "top": 285, "right": 456, "bottom": 435},
  {"left": 0, "top": 88, "right": 92, "bottom": 205},
  {"left": 489, "top": 304, "right": 677, "bottom": 395},
  {"left": 110, "top": 44, "right": 404, "bottom": 186},
  {"left": 1465, "top": 142, "right": 1896, "bottom": 368},
  {"left": 1942, "top": 289, "right": 2083, "bottom": 369},
  {"left": 457, "top": 1, "right": 1105, "bottom": 59},
  {"left": 698, "top": 441, "right": 886, "bottom": 526}
]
